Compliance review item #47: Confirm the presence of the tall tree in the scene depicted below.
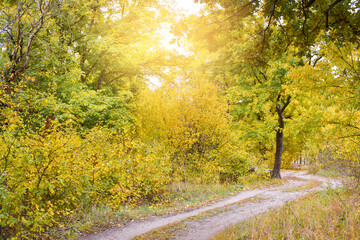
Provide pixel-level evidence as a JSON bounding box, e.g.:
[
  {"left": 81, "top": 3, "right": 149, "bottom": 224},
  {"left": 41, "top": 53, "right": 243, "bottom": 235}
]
[
  {"left": 176, "top": 0, "right": 360, "bottom": 178},
  {"left": 0, "top": 0, "right": 55, "bottom": 93},
  {"left": 1, "top": 0, "right": 174, "bottom": 131}
]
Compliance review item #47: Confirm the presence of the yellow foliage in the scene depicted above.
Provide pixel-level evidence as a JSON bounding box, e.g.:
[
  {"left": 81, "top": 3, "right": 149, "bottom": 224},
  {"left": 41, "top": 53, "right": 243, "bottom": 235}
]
[
  {"left": 0, "top": 121, "right": 171, "bottom": 238},
  {"left": 136, "top": 77, "right": 246, "bottom": 183}
]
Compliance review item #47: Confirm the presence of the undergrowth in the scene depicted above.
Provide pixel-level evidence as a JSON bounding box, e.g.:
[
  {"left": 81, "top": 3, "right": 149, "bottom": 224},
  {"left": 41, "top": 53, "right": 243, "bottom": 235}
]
[
  {"left": 213, "top": 186, "right": 360, "bottom": 240},
  {"left": 49, "top": 182, "right": 244, "bottom": 239},
  {"left": 50, "top": 173, "right": 283, "bottom": 239},
  {"left": 316, "top": 169, "right": 351, "bottom": 179}
]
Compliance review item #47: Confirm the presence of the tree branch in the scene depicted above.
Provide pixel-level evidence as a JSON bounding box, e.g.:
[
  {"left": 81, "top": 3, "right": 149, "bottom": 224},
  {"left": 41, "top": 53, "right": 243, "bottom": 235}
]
[
  {"left": 282, "top": 96, "right": 291, "bottom": 111},
  {"left": 323, "top": 0, "right": 344, "bottom": 29},
  {"left": 218, "top": 0, "right": 257, "bottom": 24},
  {"left": 195, "top": 0, "right": 257, "bottom": 31},
  {"left": 313, "top": 56, "right": 323, "bottom": 67},
  {"left": 260, "top": 0, "right": 278, "bottom": 53},
  {"left": 259, "top": 70, "right": 268, "bottom": 82},
  {"left": 105, "top": 73, "right": 127, "bottom": 86},
  {"left": 324, "top": 0, "right": 344, "bottom": 13},
  {"left": 328, "top": 121, "right": 360, "bottom": 130},
  {"left": 252, "top": 72, "right": 263, "bottom": 84},
  {"left": 305, "top": 0, "right": 316, "bottom": 8}
]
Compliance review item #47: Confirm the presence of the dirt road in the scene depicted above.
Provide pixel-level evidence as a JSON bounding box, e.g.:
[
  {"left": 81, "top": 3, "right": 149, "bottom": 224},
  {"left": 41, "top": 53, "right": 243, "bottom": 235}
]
[{"left": 81, "top": 171, "right": 342, "bottom": 240}]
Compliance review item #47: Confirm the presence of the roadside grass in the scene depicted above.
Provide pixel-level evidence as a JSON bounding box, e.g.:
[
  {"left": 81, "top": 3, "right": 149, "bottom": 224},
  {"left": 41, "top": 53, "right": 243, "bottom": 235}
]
[
  {"left": 281, "top": 179, "right": 322, "bottom": 192},
  {"left": 307, "top": 163, "right": 353, "bottom": 181},
  {"left": 238, "top": 173, "right": 283, "bottom": 190},
  {"left": 316, "top": 169, "right": 351, "bottom": 179},
  {"left": 213, "top": 187, "right": 360, "bottom": 240},
  {"left": 49, "top": 173, "right": 284, "bottom": 239},
  {"left": 133, "top": 221, "right": 187, "bottom": 240},
  {"left": 133, "top": 196, "right": 263, "bottom": 240}
]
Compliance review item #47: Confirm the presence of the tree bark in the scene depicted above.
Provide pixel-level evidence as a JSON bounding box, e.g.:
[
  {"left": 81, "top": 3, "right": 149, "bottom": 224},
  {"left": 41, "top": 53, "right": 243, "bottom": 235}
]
[
  {"left": 271, "top": 96, "right": 291, "bottom": 179},
  {"left": 272, "top": 107, "right": 284, "bottom": 179}
]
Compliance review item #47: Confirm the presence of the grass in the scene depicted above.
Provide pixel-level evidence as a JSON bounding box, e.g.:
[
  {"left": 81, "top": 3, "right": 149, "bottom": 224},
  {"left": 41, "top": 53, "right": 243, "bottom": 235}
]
[
  {"left": 316, "top": 169, "right": 350, "bottom": 179},
  {"left": 188, "top": 197, "right": 263, "bottom": 221},
  {"left": 160, "top": 182, "right": 244, "bottom": 212},
  {"left": 47, "top": 183, "right": 243, "bottom": 239},
  {"left": 282, "top": 179, "right": 322, "bottom": 192},
  {"left": 238, "top": 174, "right": 283, "bottom": 190},
  {"left": 133, "top": 221, "right": 188, "bottom": 240},
  {"left": 213, "top": 186, "right": 360, "bottom": 240},
  {"left": 132, "top": 196, "right": 263, "bottom": 240},
  {"left": 48, "top": 174, "right": 284, "bottom": 239}
]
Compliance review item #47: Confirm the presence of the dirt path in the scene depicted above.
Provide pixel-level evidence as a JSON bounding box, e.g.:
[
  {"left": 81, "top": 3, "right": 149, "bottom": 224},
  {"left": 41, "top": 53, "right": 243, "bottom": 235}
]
[{"left": 81, "top": 171, "right": 342, "bottom": 240}]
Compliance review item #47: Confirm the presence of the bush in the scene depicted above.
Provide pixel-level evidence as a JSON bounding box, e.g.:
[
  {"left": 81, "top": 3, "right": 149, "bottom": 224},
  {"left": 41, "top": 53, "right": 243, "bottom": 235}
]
[
  {"left": 310, "top": 139, "right": 360, "bottom": 184},
  {"left": 0, "top": 124, "right": 170, "bottom": 239}
]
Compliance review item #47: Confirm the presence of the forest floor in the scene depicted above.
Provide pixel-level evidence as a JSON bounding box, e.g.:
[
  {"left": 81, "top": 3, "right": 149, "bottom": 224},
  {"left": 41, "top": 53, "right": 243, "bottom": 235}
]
[{"left": 80, "top": 170, "right": 342, "bottom": 240}]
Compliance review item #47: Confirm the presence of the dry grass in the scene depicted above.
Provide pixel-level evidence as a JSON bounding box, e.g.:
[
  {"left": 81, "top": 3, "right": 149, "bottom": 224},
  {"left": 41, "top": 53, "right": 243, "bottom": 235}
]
[
  {"left": 282, "top": 179, "right": 322, "bottom": 192},
  {"left": 59, "top": 177, "right": 281, "bottom": 239},
  {"left": 131, "top": 196, "right": 263, "bottom": 240},
  {"left": 238, "top": 174, "right": 284, "bottom": 190},
  {"left": 132, "top": 221, "right": 187, "bottom": 240},
  {"left": 50, "top": 175, "right": 285, "bottom": 239},
  {"left": 46, "top": 182, "right": 244, "bottom": 239},
  {"left": 213, "top": 187, "right": 360, "bottom": 240}
]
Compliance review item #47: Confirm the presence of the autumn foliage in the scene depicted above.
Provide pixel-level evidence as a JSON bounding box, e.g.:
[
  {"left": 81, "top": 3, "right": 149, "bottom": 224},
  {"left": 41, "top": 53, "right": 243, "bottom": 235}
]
[{"left": 1, "top": 0, "right": 360, "bottom": 239}]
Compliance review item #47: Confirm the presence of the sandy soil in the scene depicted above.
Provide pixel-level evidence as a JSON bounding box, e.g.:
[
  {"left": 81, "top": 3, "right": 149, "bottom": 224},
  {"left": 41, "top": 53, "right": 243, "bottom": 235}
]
[{"left": 80, "top": 171, "right": 342, "bottom": 240}]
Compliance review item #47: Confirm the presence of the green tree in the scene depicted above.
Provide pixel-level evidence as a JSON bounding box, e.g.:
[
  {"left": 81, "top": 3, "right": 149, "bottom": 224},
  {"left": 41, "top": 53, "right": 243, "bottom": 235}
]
[{"left": 177, "top": 0, "right": 360, "bottom": 178}]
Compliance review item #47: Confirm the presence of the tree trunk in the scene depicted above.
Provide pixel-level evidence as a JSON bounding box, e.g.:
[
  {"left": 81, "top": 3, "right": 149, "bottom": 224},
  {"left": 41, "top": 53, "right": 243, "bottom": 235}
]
[
  {"left": 272, "top": 127, "right": 283, "bottom": 179},
  {"left": 271, "top": 96, "right": 290, "bottom": 179}
]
